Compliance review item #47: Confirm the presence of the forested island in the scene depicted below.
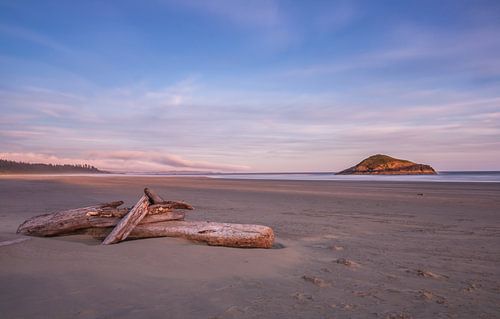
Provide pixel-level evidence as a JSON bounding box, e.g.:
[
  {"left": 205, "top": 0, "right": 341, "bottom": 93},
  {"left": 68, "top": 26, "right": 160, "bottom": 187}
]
[{"left": 0, "top": 159, "right": 107, "bottom": 174}]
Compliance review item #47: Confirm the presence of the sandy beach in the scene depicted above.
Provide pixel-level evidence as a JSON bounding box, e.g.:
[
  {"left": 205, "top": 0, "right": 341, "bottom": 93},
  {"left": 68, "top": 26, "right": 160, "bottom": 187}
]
[{"left": 0, "top": 176, "right": 499, "bottom": 318}]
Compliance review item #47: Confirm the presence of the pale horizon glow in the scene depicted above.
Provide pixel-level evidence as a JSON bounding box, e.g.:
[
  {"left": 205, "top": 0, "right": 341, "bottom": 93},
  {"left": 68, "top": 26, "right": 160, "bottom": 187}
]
[{"left": 1, "top": 1, "right": 500, "bottom": 172}]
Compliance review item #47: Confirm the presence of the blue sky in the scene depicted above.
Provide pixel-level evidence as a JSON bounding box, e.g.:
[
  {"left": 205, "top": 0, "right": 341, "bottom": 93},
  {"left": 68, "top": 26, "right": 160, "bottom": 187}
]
[{"left": 1, "top": 0, "right": 499, "bottom": 172}]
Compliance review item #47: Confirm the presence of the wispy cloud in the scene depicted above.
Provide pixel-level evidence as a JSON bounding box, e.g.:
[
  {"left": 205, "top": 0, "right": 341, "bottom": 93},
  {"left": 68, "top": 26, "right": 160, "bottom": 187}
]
[
  {"left": 0, "top": 151, "right": 249, "bottom": 172},
  {"left": 2, "top": 76, "right": 499, "bottom": 171},
  {"left": 144, "top": 77, "right": 198, "bottom": 107},
  {"left": 1, "top": 1, "right": 499, "bottom": 171},
  {"left": 163, "top": 0, "right": 298, "bottom": 50},
  {"left": 0, "top": 24, "right": 73, "bottom": 54},
  {"left": 281, "top": 25, "right": 500, "bottom": 80},
  {"left": 313, "top": 1, "right": 360, "bottom": 33},
  {"left": 175, "top": 0, "right": 284, "bottom": 29}
]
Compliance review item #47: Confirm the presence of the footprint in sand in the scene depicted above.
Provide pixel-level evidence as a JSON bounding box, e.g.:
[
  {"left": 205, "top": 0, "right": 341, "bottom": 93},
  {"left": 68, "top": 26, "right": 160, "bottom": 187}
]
[
  {"left": 462, "top": 282, "right": 481, "bottom": 292},
  {"left": 224, "top": 306, "right": 246, "bottom": 315},
  {"left": 335, "top": 258, "right": 360, "bottom": 268},
  {"left": 384, "top": 311, "right": 413, "bottom": 319},
  {"left": 309, "top": 243, "right": 344, "bottom": 251},
  {"left": 420, "top": 290, "right": 447, "bottom": 304},
  {"left": 331, "top": 303, "right": 356, "bottom": 311},
  {"left": 302, "top": 275, "right": 332, "bottom": 288},
  {"left": 342, "top": 303, "right": 356, "bottom": 311},
  {"left": 414, "top": 269, "right": 449, "bottom": 280},
  {"left": 292, "top": 292, "right": 314, "bottom": 303}
]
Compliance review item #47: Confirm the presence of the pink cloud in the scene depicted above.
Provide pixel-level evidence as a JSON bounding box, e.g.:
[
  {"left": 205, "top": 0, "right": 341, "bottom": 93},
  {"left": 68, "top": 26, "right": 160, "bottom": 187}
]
[{"left": 0, "top": 151, "right": 250, "bottom": 173}]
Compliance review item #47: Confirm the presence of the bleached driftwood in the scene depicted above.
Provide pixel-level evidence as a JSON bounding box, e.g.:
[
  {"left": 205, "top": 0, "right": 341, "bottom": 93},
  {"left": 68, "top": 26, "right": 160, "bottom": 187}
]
[
  {"left": 102, "top": 195, "right": 150, "bottom": 245},
  {"left": 101, "top": 188, "right": 193, "bottom": 245},
  {"left": 16, "top": 187, "right": 274, "bottom": 249},
  {"left": 89, "top": 221, "right": 275, "bottom": 248},
  {"left": 17, "top": 201, "right": 126, "bottom": 236},
  {"left": 16, "top": 201, "right": 185, "bottom": 237}
]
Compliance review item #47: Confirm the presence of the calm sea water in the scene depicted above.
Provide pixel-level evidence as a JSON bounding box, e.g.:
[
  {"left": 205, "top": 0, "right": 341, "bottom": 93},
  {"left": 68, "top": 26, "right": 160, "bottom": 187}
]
[
  {"left": 211, "top": 171, "right": 500, "bottom": 183},
  {"left": 9, "top": 171, "right": 499, "bottom": 183}
]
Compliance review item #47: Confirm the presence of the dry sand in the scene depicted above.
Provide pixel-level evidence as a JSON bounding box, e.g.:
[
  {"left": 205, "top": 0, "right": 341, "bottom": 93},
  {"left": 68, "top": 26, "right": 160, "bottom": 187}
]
[{"left": 0, "top": 176, "right": 499, "bottom": 318}]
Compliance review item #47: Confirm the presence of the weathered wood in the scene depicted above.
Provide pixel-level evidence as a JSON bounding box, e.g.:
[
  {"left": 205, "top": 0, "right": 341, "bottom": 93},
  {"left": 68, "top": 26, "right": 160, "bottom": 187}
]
[
  {"left": 101, "top": 201, "right": 125, "bottom": 208},
  {"left": 88, "top": 210, "right": 185, "bottom": 228},
  {"left": 90, "top": 221, "right": 275, "bottom": 248},
  {"left": 102, "top": 195, "right": 150, "bottom": 245},
  {"left": 149, "top": 202, "right": 193, "bottom": 212},
  {"left": 17, "top": 201, "right": 127, "bottom": 236},
  {"left": 140, "top": 211, "right": 185, "bottom": 223},
  {"left": 144, "top": 188, "right": 194, "bottom": 210},
  {"left": 16, "top": 202, "right": 185, "bottom": 237},
  {"left": 144, "top": 187, "right": 164, "bottom": 204},
  {"left": 15, "top": 188, "right": 273, "bottom": 248}
]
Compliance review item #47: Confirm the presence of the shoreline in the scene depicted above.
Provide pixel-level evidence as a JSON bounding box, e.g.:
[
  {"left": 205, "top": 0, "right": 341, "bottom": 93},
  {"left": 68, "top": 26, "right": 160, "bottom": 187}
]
[{"left": 1, "top": 171, "right": 500, "bottom": 183}]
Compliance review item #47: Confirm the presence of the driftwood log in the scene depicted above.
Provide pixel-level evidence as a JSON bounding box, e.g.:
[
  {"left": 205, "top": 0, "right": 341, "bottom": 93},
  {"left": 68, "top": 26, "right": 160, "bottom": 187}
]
[
  {"left": 89, "top": 221, "right": 275, "bottom": 249},
  {"left": 145, "top": 187, "right": 193, "bottom": 210},
  {"left": 101, "top": 188, "right": 194, "bottom": 245},
  {"left": 102, "top": 195, "right": 150, "bottom": 245},
  {"left": 16, "top": 188, "right": 275, "bottom": 248},
  {"left": 17, "top": 201, "right": 127, "bottom": 236},
  {"left": 144, "top": 187, "right": 164, "bottom": 204},
  {"left": 17, "top": 201, "right": 186, "bottom": 237}
]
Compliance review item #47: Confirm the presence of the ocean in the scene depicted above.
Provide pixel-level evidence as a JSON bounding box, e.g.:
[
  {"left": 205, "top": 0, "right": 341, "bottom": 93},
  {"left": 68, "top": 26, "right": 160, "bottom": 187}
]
[
  {"left": 6, "top": 171, "right": 499, "bottom": 183},
  {"left": 211, "top": 171, "right": 500, "bottom": 183}
]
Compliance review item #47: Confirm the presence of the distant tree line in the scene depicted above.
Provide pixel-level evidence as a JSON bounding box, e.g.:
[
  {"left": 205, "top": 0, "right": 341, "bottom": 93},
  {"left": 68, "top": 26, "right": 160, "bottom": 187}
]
[{"left": 0, "top": 159, "right": 106, "bottom": 174}]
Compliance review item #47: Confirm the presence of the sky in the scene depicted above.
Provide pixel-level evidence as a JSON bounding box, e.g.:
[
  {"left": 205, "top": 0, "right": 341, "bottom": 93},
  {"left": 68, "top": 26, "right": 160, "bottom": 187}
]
[{"left": 1, "top": 0, "right": 500, "bottom": 172}]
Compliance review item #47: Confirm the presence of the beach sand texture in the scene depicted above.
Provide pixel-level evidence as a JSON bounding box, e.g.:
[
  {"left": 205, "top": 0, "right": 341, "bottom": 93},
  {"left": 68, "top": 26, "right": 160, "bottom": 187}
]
[{"left": 1, "top": 176, "right": 499, "bottom": 318}]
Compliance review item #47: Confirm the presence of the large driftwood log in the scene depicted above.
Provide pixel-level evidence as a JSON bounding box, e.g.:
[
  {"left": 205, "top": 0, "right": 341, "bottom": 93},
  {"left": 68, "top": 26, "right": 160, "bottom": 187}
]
[
  {"left": 89, "top": 221, "right": 275, "bottom": 248},
  {"left": 17, "top": 201, "right": 185, "bottom": 237},
  {"left": 16, "top": 187, "right": 274, "bottom": 249},
  {"left": 102, "top": 195, "right": 150, "bottom": 245},
  {"left": 17, "top": 201, "right": 126, "bottom": 236}
]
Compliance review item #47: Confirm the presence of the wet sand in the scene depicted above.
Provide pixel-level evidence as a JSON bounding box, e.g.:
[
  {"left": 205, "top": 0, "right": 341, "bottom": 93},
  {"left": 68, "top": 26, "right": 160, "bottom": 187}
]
[{"left": 0, "top": 176, "right": 499, "bottom": 318}]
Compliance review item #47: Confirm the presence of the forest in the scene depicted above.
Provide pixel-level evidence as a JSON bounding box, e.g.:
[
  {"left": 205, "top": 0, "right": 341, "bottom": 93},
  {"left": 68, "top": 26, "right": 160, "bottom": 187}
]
[{"left": 0, "top": 159, "right": 106, "bottom": 174}]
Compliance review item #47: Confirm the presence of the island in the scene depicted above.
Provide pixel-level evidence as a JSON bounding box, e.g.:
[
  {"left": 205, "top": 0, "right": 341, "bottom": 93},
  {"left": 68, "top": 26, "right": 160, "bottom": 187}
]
[
  {"left": 336, "top": 154, "right": 437, "bottom": 175},
  {"left": 0, "top": 159, "right": 107, "bottom": 174}
]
